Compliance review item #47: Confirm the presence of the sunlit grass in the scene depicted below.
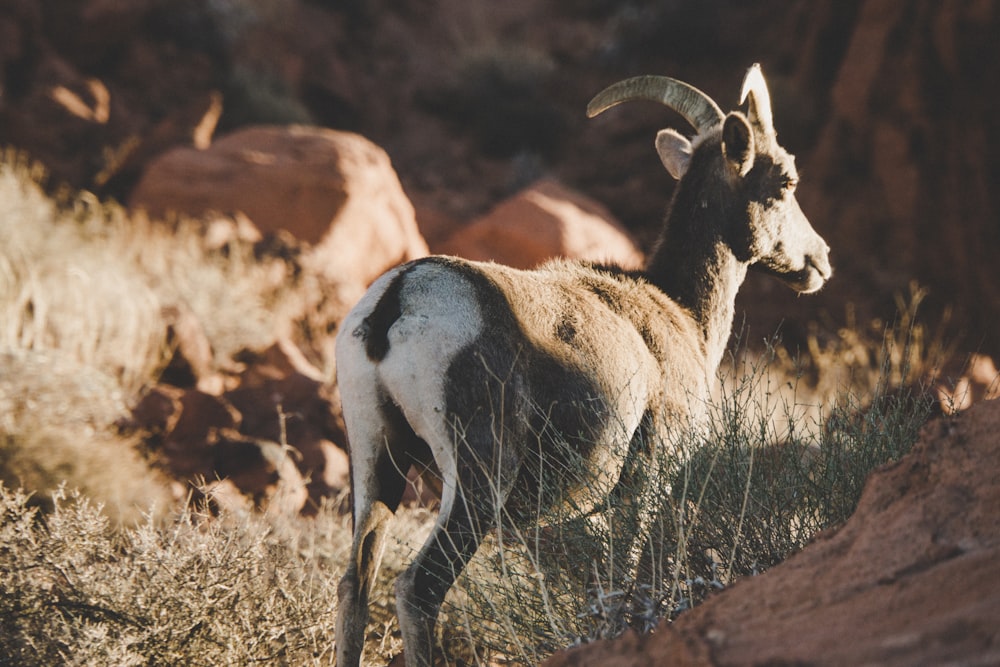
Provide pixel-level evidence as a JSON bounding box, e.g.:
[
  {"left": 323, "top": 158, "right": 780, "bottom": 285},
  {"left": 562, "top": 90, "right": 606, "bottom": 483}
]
[
  {"left": 425, "top": 316, "right": 938, "bottom": 664},
  {"left": 0, "top": 148, "right": 958, "bottom": 665},
  {"left": 0, "top": 150, "right": 337, "bottom": 518},
  {"left": 0, "top": 484, "right": 349, "bottom": 665}
]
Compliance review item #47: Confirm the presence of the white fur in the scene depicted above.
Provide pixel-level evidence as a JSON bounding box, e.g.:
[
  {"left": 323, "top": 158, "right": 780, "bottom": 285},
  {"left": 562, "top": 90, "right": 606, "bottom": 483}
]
[{"left": 336, "top": 261, "right": 483, "bottom": 528}]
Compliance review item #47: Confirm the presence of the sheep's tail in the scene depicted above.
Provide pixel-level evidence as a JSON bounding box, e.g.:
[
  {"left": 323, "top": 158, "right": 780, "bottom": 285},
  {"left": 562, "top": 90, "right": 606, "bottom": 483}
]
[{"left": 361, "top": 266, "right": 413, "bottom": 362}]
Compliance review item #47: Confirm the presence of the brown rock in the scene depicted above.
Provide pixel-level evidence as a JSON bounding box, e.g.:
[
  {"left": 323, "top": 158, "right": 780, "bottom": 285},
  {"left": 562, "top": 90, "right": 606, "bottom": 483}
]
[
  {"left": 226, "top": 339, "right": 348, "bottom": 511},
  {"left": 129, "top": 384, "right": 184, "bottom": 439},
  {"left": 545, "top": 398, "right": 1000, "bottom": 667},
  {"left": 130, "top": 125, "right": 429, "bottom": 289},
  {"left": 318, "top": 439, "right": 350, "bottom": 496},
  {"left": 794, "top": 0, "right": 1000, "bottom": 347},
  {"left": 543, "top": 627, "right": 711, "bottom": 667},
  {"left": 238, "top": 336, "right": 325, "bottom": 385},
  {"left": 162, "top": 388, "right": 241, "bottom": 480},
  {"left": 201, "top": 478, "right": 254, "bottom": 516},
  {"left": 936, "top": 354, "right": 1000, "bottom": 414},
  {"left": 131, "top": 338, "right": 348, "bottom": 513},
  {"left": 400, "top": 467, "right": 442, "bottom": 509},
  {"left": 159, "top": 302, "right": 220, "bottom": 393},
  {"left": 131, "top": 383, "right": 239, "bottom": 480},
  {"left": 440, "top": 179, "right": 643, "bottom": 270},
  {"left": 211, "top": 430, "right": 281, "bottom": 506}
]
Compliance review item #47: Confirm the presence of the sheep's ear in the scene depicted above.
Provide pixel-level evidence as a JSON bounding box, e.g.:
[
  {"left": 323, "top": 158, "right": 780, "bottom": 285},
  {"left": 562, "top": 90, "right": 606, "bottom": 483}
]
[
  {"left": 655, "top": 129, "right": 692, "bottom": 180},
  {"left": 722, "top": 112, "right": 755, "bottom": 176}
]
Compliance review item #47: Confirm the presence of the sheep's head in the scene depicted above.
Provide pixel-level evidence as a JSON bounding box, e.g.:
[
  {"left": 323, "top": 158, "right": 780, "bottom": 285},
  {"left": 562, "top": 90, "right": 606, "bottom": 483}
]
[{"left": 588, "top": 65, "right": 832, "bottom": 294}]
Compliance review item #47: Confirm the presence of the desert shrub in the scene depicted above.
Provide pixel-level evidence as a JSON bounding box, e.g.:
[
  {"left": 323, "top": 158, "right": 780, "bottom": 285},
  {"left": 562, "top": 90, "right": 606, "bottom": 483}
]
[
  {"left": 661, "top": 343, "right": 935, "bottom": 616},
  {"left": 0, "top": 150, "right": 289, "bottom": 389},
  {"left": 0, "top": 484, "right": 350, "bottom": 666},
  {"left": 417, "top": 309, "right": 938, "bottom": 663},
  {"left": 0, "top": 153, "right": 166, "bottom": 394},
  {"left": 0, "top": 349, "right": 174, "bottom": 526},
  {"left": 0, "top": 150, "right": 318, "bottom": 512},
  {"left": 0, "top": 149, "right": 947, "bottom": 664}
]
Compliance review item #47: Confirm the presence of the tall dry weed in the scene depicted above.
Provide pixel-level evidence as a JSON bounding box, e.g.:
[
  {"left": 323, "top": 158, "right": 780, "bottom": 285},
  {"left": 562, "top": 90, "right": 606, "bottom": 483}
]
[
  {"left": 0, "top": 150, "right": 302, "bottom": 515},
  {"left": 0, "top": 484, "right": 350, "bottom": 665}
]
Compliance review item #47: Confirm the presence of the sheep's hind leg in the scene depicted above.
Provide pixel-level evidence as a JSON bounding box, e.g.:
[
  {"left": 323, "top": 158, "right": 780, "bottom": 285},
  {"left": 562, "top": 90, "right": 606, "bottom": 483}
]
[
  {"left": 394, "top": 449, "right": 513, "bottom": 667},
  {"left": 335, "top": 404, "right": 419, "bottom": 666},
  {"left": 336, "top": 499, "right": 394, "bottom": 666}
]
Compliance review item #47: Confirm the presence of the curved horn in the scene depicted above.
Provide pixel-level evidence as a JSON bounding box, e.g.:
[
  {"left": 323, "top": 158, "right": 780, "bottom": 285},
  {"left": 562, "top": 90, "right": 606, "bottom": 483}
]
[
  {"left": 587, "top": 75, "right": 724, "bottom": 134},
  {"left": 739, "top": 63, "right": 774, "bottom": 135}
]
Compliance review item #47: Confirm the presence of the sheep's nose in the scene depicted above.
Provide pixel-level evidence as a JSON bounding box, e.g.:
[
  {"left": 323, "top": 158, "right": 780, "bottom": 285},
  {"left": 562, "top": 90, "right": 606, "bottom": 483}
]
[{"left": 805, "top": 248, "right": 833, "bottom": 283}]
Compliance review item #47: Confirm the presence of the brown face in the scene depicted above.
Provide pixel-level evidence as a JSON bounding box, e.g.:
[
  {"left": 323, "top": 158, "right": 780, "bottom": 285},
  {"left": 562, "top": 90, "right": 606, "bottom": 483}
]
[
  {"left": 741, "top": 148, "right": 832, "bottom": 293},
  {"left": 593, "top": 67, "right": 833, "bottom": 295}
]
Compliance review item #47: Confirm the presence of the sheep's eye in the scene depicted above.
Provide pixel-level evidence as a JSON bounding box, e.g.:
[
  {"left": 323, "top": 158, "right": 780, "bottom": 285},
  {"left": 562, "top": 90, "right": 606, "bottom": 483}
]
[{"left": 782, "top": 177, "right": 798, "bottom": 193}]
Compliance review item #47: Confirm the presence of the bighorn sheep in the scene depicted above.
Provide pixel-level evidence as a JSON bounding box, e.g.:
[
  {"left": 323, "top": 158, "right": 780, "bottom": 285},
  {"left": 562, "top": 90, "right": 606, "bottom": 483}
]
[{"left": 334, "top": 65, "right": 831, "bottom": 666}]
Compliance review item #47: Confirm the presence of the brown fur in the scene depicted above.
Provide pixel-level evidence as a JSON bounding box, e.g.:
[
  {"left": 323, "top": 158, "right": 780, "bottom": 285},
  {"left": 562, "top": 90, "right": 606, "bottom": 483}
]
[{"left": 334, "top": 67, "right": 831, "bottom": 667}]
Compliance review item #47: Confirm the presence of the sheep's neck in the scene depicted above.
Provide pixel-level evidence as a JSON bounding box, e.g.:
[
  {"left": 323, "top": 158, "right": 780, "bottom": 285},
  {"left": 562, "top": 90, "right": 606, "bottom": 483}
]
[{"left": 646, "top": 189, "right": 748, "bottom": 376}]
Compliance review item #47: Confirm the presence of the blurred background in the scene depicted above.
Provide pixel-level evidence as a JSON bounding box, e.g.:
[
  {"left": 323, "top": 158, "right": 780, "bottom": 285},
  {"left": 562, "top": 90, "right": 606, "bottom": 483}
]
[
  {"left": 2, "top": 5, "right": 998, "bottom": 661},
  {"left": 1, "top": 0, "right": 997, "bottom": 357}
]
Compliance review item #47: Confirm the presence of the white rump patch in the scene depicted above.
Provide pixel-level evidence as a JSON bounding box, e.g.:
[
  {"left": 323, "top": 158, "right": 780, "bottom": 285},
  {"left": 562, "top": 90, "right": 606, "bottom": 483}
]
[{"left": 336, "top": 261, "right": 485, "bottom": 520}]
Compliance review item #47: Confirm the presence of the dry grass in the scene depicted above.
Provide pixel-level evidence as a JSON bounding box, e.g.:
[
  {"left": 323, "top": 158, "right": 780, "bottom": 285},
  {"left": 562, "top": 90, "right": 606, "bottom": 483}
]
[
  {"left": 0, "top": 148, "right": 958, "bottom": 665},
  {"left": 0, "top": 156, "right": 163, "bottom": 395},
  {"left": 0, "top": 150, "right": 338, "bottom": 519},
  {"left": 0, "top": 150, "right": 295, "bottom": 385},
  {"left": 0, "top": 484, "right": 350, "bottom": 665},
  {"left": 0, "top": 348, "right": 174, "bottom": 526}
]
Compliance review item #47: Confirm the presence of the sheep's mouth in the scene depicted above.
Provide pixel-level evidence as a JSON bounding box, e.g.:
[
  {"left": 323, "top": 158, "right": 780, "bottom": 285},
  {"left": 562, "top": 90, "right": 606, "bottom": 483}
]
[{"left": 755, "top": 255, "right": 832, "bottom": 293}]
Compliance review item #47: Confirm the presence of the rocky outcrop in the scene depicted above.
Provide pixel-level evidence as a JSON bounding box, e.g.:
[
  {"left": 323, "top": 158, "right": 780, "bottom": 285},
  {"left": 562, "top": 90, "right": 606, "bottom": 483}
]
[
  {"left": 130, "top": 125, "right": 428, "bottom": 289},
  {"left": 439, "top": 179, "right": 643, "bottom": 269},
  {"left": 129, "top": 338, "right": 348, "bottom": 515},
  {"left": 544, "top": 398, "right": 1000, "bottom": 667},
  {"left": 794, "top": 0, "right": 1000, "bottom": 345}
]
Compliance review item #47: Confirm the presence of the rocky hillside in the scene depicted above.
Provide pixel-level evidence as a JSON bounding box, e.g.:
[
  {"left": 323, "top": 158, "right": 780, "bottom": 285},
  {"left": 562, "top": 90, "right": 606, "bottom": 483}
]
[
  {"left": 2, "top": 3, "right": 999, "bottom": 663},
  {"left": 544, "top": 397, "right": 1000, "bottom": 666},
  {"left": 1, "top": 0, "right": 998, "bottom": 354}
]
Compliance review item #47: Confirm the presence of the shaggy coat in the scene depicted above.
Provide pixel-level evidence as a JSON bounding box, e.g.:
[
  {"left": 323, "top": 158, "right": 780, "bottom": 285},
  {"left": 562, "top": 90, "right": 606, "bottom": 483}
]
[{"left": 335, "top": 66, "right": 832, "bottom": 667}]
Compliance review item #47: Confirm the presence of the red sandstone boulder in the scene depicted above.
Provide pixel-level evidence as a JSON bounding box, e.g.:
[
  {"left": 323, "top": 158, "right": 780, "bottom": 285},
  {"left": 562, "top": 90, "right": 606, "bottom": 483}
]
[
  {"left": 544, "top": 398, "right": 1000, "bottom": 667},
  {"left": 440, "top": 179, "right": 643, "bottom": 270},
  {"left": 130, "top": 125, "right": 428, "bottom": 289},
  {"left": 936, "top": 353, "right": 1000, "bottom": 414},
  {"left": 226, "top": 338, "right": 347, "bottom": 512},
  {"left": 130, "top": 384, "right": 238, "bottom": 481},
  {"left": 130, "top": 381, "right": 303, "bottom": 512},
  {"left": 130, "top": 338, "right": 348, "bottom": 514}
]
